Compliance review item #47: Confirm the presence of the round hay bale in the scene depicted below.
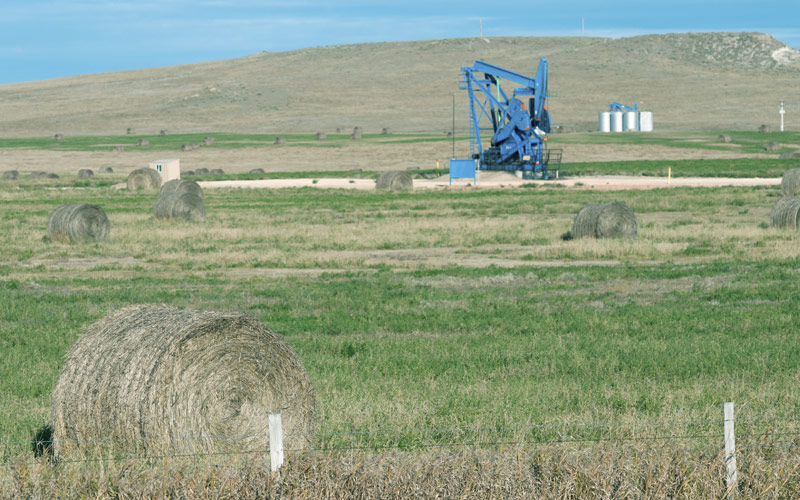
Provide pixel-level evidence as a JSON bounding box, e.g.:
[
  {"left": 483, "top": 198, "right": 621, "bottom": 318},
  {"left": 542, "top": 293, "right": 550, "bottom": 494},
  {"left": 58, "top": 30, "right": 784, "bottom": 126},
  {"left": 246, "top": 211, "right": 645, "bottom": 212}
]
[
  {"left": 769, "top": 196, "right": 800, "bottom": 228},
  {"left": 77, "top": 169, "right": 94, "bottom": 179},
  {"left": 160, "top": 129, "right": 169, "bottom": 136},
  {"left": 315, "top": 132, "right": 326, "bottom": 140},
  {"left": 54, "top": 133, "right": 64, "bottom": 141},
  {"left": 336, "top": 127, "right": 342, "bottom": 133},
  {"left": 353, "top": 126, "right": 362, "bottom": 133},
  {"left": 99, "top": 166, "right": 114, "bottom": 174},
  {"left": 572, "top": 202, "right": 637, "bottom": 239},
  {"left": 781, "top": 169, "right": 800, "bottom": 196},
  {"left": 779, "top": 152, "right": 800, "bottom": 159},
  {"left": 30, "top": 171, "right": 47, "bottom": 179},
  {"left": 381, "top": 128, "right": 390, "bottom": 135},
  {"left": 351, "top": 131, "right": 362, "bottom": 140},
  {"left": 376, "top": 171, "right": 414, "bottom": 191},
  {"left": 249, "top": 168, "right": 265, "bottom": 174},
  {"left": 181, "top": 143, "right": 199, "bottom": 152},
  {"left": 112, "top": 145, "right": 125, "bottom": 153},
  {"left": 209, "top": 168, "right": 224, "bottom": 175},
  {"left": 137, "top": 139, "right": 149, "bottom": 147},
  {"left": 758, "top": 124, "right": 771, "bottom": 133},
  {"left": 717, "top": 134, "right": 731, "bottom": 143},
  {"left": 46, "top": 173, "right": 60, "bottom": 179},
  {"left": 202, "top": 136, "right": 215, "bottom": 146},
  {"left": 49, "top": 305, "right": 317, "bottom": 459},
  {"left": 160, "top": 178, "right": 204, "bottom": 200},
  {"left": 194, "top": 167, "right": 209, "bottom": 175},
  {"left": 153, "top": 192, "right": 206, "bottom": 220},
  {"left": 126, "top": 168, "right": 162, "bottom": 191},
  {"left": 274, "top": 137, "right": 286, "bottom": 145},
  {"left": 47, "top": 204, "right": 110, "bottom": 243},
  {"left": 765, "top": 141, "right": 781, "bottom": 152},
  {"left": 126, "top": 128, "right": 134, "bottom": 135},
  {"left": 2, "top": 170, "right": 19, "bottom": 180}
]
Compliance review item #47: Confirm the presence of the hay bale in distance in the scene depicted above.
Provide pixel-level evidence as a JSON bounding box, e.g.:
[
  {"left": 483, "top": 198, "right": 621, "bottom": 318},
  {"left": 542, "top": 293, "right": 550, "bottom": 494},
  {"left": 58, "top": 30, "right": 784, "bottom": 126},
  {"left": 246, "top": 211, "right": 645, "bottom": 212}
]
[
  {"left": 315, "top": 132, "right": 326, "bottom": 140},
  {"left": 126, "top": 127, "right": 134, "bottom": 135},
  {"left": 30, "top": 171, "right": 47, "bottom": 179},
  {"left": 138, "top": 139, "right": 149, "bottom": 147},
  {"left": 249, "top": 168, "right": 265, "bottom": 174},
  {"left": 758, "top": 124, "right": 771, "bottom": 133},
  {"left": 202, "top": 136, "right": 214, "bottom": 146},
  {"left": 274, "top": 137, "right": 286, "bottom": 145},
  {"left": 769, "top": 196, "right": 800, "bottom": 228},
  {"left": 126, "top": 168, "right": 162, "bottom": 190},
  {"left": 765, "top": 141, "right": 781, "bottom": 152},
  {"left": 112, "top": 145, "right": 125, "bottom": 153},
  {"left": 160, "top": 129, "right": 169, "bottom": 136},
  {"left": 77, "top": 169, "right": 94, "bottom": 179},
  {"left": 54, "top": 133, "right": 64, "bottom": 141},
  {"left": 376, "top": 171, "right": 414, "bottom": 191},
  {"left": 781, "top": 168, "right": 800, "bottom": 196},
  {"left": 209, "top": 168, "right": 224, "bottom": 175},
  {"left": 2, "top": 170, "right": 19, "bottom": 180},
  {"left": 47, "top": 204, "right": 110, "bottom": 243},
  {"left": 780, "top": 152, "right": 800, "bottom": 159},
  {"left": 381, "top": 128, "right": 390, "bottom": 135},
  {"left": 181, "top": 143, "right": 199, "bottom": 152},
  {"left": 99, "top": 166, "right": 114, "bottom": 174},
  {"left": 335, "top": 127, "right": 342, "bottom": 133},
  {"left": 717, "top": 134, "right": 731, "bottom": 143},
  {"left": 194, "top": 167, "right": 209, "bottom": 175},
  {"left": 183, "top": 170, "right": 195, "bottom": 176},
  {"left": 153, "top": 192, "right": 206, "bottom": 220},
  {"left": 49, "top": 305, "right": 317, "bottom": 459},
  {"left": 572, "top": 202, "right": 637, "bottom": 239},
  {"left": 351, "top": 131, "right": 362, "bottom": 140},
  {"left": 160, "top": 178, "right": 204, "bottom": 200}
]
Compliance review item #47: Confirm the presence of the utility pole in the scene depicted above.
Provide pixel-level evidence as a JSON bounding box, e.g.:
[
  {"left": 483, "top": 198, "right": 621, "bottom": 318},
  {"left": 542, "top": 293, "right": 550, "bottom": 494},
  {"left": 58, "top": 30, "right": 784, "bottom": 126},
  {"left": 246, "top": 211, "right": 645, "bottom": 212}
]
[{"left": 780, "top": 101, "right": 785, "bottom": 132}]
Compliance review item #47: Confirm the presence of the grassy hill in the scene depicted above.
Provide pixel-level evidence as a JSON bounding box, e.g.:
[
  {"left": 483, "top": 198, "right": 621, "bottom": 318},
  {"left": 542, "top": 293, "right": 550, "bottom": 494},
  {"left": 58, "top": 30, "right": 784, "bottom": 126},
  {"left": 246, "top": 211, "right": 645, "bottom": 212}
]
[{"left": 0, "top": 32, "right": 798, "bottom": 137}]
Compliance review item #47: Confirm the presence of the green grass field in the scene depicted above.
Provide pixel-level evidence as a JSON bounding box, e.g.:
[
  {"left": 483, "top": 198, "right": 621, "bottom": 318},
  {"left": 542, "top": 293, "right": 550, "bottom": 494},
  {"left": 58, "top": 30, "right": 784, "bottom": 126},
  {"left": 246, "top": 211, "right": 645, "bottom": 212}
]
[{"left": 2, "top": 155, "right": 799, "bottom": 463}]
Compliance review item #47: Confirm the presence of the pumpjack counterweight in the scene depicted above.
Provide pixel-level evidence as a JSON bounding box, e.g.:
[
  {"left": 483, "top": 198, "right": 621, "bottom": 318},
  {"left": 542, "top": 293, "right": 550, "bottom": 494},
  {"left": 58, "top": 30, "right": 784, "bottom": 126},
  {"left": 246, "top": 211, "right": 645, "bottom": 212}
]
[{"left": 458, "top": 58, "right": 557, "bottom": 179}]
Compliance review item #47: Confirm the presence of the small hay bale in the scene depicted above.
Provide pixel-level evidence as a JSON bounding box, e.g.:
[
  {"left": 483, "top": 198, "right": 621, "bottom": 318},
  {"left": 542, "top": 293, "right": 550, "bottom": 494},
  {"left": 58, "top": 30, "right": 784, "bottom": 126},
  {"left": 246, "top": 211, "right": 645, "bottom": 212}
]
[
  {"left": 126, "top": 128, "right": 134, "bottom": 135},
  {"left": 758, "top": 124, "right": 771, "bottom": 133},
  {"left": 571, "top": 202, "right": 637, "bottom": 239},
  {"left": 138, "top": 139, "right": 150, "bottom": 147},
  {"left": 781, "top": 168, "right": 800, "bottom": 196},
  {"left": 769, "top": 196, "right": 800, "bottom": 228},
  {"left": 49, "top": 305, "right": 317, "bottom": 459},
  {"left": 765, "top": 141, "right": 781, "bottom": 152},
  {"left": 376, "top": 171, "right": 414, "bottom": 191},
  {"left": 202, "top": 136, "right": 214, "bottom": 146},
  {"left": 353, "top": 126, "right": 362, "bottom": 133},
  {"left": 126, "top": 168, "right": 162, "bottom": 191},
  {"left": 183, "top": 170, "right": 195, "bottom": 176},
  {"left": 160, "top": 129, "right": 169, "bottom": 136},
  {"left": 779, "top": 152, "right": 800, "bottom": 159},
  {"left": 249, "top": 168, "right": 265, "bottom": 174},
  {"left": 46, "top": 173, "right": 60, "bottom": 179},
  {"left": 717, "top": 134, "right": 731, "bottom": 143},
  {"left": 77, "top": 169, "right": 94, "bottom": 179},
  {"left": 47, "top": 204, "right": 110, "bottom": 243},
  {"left": 381, "top": 128, "right": 390, "bottom": 135},
  {"left": 112, "top": 145, "right": 125, "bottom": 153},
  {"left": 209, "top": 168, "right": 224, "bottom": 175},
  {"left": 153, "top": 191, "right": 206, "bottom": 220},
  {"left": 336, "top": 127, "right": 342, "bottom": 133},
  {"left": 2, "top": 170, "right": 19, "bottom": 180},
  {"left": 30, "top": 171, "right": 47, "bottom": 179},
  {"left": 194, "top": 167, "right": 209, "bottom": 175},
  {"left": 274, "top": 137, "right": 286, "bottom": 145},
  {"left": 160, "top": 178, "right": 204, "bottom": 200},
  {"left": 54, "top": 133, "right": 64, "bottom": 141},
  {"left": 315, "top": 132, "right": 326, "bottom": 140},
  {"left": 181, "top": 143, "right": 200, "bottom": 152},
  {"left": 351, "top": 131, "right": 362, "bottom": 140},
  {"left": 99, "top": 166, "right": 114, "bottom": 174}
]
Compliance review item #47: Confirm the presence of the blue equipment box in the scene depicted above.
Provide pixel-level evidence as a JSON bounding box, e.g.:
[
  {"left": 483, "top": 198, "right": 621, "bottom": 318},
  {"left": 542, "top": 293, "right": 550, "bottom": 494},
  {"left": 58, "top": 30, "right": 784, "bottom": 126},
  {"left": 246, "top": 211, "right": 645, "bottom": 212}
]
[{"left": 449, "top": 159, "right": 477, "bottom": 185}]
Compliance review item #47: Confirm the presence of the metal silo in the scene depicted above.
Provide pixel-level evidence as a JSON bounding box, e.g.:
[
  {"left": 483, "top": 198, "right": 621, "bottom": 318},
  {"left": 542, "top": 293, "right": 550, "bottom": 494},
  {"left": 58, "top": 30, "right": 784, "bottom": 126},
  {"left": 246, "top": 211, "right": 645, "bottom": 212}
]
[
  {"left": 598, "top": 112, "right": 611, "bottom": 132},
  {"left": 639, "top": 111, "right": 654, "bottom": 132},
  {"left": 623, "top": 111, "right": 638, "bottom": 131},
  {"left": 610, "top": 111, "right": 623, "bottom": 132}
]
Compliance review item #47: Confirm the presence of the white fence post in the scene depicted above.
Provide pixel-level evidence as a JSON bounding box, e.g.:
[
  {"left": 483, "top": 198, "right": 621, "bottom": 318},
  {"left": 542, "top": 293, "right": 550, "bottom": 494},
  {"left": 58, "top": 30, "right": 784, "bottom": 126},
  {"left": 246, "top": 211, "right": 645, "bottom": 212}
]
[
  {"left": 724, "top": 402, "right": 737, "bottom": 497},
  {"left": 269, "top": 413, "right": 284, "bottom": 473}
]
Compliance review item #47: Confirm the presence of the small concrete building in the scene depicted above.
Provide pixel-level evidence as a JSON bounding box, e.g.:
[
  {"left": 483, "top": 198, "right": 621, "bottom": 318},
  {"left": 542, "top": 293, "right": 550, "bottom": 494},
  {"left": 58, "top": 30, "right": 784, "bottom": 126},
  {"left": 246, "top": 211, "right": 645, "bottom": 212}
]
[{"left": 149, "top": 159, "right": 180, "bottom": 183}]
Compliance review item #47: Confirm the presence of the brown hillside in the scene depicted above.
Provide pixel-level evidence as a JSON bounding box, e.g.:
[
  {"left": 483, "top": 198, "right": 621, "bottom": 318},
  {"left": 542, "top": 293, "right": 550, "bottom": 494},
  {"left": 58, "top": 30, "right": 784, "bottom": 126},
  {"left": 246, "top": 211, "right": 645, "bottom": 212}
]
[{"left": 0, "top": 32, "right": 798, "bottom": 137}]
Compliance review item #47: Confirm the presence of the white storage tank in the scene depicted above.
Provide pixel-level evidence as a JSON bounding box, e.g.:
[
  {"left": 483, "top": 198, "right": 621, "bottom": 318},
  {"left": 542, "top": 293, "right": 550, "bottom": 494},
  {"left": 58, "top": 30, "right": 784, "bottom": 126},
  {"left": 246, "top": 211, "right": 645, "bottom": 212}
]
[
  {"left": 639, "top": 111, "right": 654, "bottom": 132},
  {"left": 610, "top": 111, "right": 624, "bottom": 132},
  {"left": 598, "top": 112, "right": 611, "bottom": 132},
  {"left": 623, "top": 111, "right": 638, "bottom": 131}
]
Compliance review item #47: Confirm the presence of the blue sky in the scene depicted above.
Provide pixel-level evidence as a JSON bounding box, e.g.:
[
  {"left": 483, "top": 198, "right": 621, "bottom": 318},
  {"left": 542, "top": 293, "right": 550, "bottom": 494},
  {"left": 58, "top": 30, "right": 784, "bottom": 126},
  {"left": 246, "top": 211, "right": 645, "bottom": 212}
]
[{"left": 1, "top": 0, "right": 798, "bottom": 84}]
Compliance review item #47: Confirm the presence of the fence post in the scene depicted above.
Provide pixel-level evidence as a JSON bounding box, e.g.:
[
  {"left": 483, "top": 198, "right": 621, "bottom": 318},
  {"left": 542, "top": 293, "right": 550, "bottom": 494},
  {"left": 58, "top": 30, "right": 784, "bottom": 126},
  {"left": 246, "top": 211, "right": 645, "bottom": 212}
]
[
  {"left": 269, "top": 413, "right": 284, "bottom": 473},
  {"left": 724, "top": 402, "right": 737, "bottom": 497}
]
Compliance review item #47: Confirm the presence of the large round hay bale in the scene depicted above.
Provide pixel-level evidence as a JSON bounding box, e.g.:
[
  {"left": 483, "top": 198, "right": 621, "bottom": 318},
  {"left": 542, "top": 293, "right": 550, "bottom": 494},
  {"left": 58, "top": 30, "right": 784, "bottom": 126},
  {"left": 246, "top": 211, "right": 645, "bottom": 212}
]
[
  {"left": 54, "top": 133, "right": 64, "bottom": 141},
  {"left": 2, "top": 170, "right": 19, "bottom": 180},
  {"left": 351, "top": 131, "right": 362, "bottom": 140},
  {"left": 126, "top": 168, "right": 162, "bottom": 190},
  {"left": 758, "top": 124, "right": 771, "bottom": 133},
  {"left": 381, "top": 128, "right": 390, "bottom": 135},
  {"left": 315, "top": 132, "right": 326, "bottom": 140},
  {"left": 137, "top": 139, "right": 149, "bottom": 147},
  {"left": 160, "top": 129, "right": 168, "bottom": 136},
  {"left": 153, "top": 192, "right": 206, "bottom": 220},
  {"left": 274, "top": 137, "right": 286, "bottom": 145},
  {"left": 202, "top": 136, "right": 214, "bottom": 146},
  {"left": 770, "top": 197, "right": 800, "bottom": 228},
  {"left": 47, "top": 204, "right": 110, "bottom": 243},
  {"left": 376, "top": 171, "right": 414, "bottom": 191},
  {"left": 50, "top": 305, "right": 317, "bottom": 459},
  {"left": 765, "top": 141, "right": 781, "bottom": 152},
  {"left": 717, "top": 134, "right": 731, "bottom": 143},
  {"left": 159, "top": 178, "right": 204, "bottom": 200},
  {"left": 77, "top": 169, "right": 93, "bottom": 179},
  {"left": 572, "top": 202, "right": 637, "bottom": 239},
  {"left": 781, "top": 169, "right": 800, "bottom": 196}
]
